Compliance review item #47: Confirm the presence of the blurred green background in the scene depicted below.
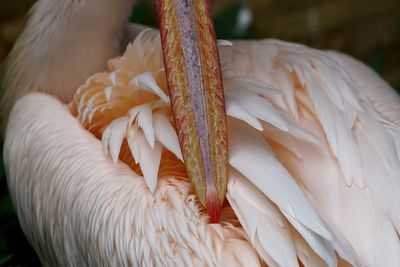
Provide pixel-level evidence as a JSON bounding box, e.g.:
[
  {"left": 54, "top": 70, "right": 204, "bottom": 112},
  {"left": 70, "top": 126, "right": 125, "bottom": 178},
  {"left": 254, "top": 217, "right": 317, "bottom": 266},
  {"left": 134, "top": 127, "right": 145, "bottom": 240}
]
[{"left": 0, "top": 0, "right": 399, "bottom": 266}]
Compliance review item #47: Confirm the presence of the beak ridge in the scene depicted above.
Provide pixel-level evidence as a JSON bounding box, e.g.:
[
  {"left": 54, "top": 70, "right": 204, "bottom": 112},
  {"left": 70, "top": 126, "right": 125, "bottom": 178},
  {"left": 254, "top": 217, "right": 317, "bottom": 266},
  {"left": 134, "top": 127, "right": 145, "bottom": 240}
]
[{"left": 157, "top": 0, "right": 228, "bottom": 222}]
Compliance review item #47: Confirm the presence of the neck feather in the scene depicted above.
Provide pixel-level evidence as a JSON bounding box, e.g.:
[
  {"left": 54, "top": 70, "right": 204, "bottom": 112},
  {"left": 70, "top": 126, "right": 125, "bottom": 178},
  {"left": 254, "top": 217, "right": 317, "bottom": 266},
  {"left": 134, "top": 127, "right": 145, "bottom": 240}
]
[{"left": 1, "top": 0, "right": 136, "bottom": 133}]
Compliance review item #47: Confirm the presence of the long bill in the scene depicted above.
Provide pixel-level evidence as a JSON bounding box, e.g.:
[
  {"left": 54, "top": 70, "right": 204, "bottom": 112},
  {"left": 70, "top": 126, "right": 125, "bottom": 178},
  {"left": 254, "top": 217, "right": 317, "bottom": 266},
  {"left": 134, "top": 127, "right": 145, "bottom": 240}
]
[{"left": 156, "top": 0, "right": 228, "bottom": 223}]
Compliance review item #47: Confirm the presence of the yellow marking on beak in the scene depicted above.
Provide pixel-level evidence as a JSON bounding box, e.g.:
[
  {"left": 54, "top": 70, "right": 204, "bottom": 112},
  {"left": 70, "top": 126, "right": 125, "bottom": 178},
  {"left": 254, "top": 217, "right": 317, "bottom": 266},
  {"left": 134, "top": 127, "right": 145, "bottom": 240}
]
[{"left": 157, "top": 0, "right": 228, "bottom": 222}]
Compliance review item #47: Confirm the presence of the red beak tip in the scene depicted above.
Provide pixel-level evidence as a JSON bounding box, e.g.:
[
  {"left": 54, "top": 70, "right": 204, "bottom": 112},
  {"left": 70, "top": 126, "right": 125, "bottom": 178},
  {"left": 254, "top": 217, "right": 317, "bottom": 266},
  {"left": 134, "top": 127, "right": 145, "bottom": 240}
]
[{"left": 206, "top": 193, "right": 221, "bottom": 224}]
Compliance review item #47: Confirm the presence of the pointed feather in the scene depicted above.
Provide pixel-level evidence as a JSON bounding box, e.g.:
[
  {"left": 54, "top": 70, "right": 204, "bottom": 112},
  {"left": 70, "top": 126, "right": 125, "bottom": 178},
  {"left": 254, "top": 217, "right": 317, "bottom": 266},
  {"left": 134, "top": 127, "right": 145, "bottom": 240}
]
[
  {"left": 227, "top": 169, "right": 299, "bottom": 267},
  {"left": 102, "top": 116, "right": 129, "bottom": 163},
  {"left": 226, "top": 89, "right": 288, "bottom": 131},
  {"left": 225, "top": 96, "right": 263, "bottom": 131},
  {"left": 228, "top": 119, "right": 331, "bottom": 240},
  {"left": 224, "top": 76, "right": 281, "bottom": 97},
  {"left": 358, "top": 106, "right": 399, "bottom": 170},
  {"left": 129, "top": 72, "right": 169, "bottom": 103},
  {"left": 284, "top": 212, "right": 336, "bottom": 267},
  {"left": 355, "top": 122, "right": 400, "bottom": 232},
  {"left": 104, "top": 86, "right": 113, "bottom": 102},
  {"left": 153, "top": 111, "right": 183, "bottom": 161},
  {"left": 288, "top": 224, "right": 328, "bottom": 267},
  {"left": 268, "top": 67, "right": 298, "bottom": 119},
  {"left": 126, "top": 127, "right": 162, "bottom": 192},
  {"left": 128, "top": 103, "right": 155, "bottom": 148},
  {"left": 294, "top": 66, "right": 363, "bottom": 186}
]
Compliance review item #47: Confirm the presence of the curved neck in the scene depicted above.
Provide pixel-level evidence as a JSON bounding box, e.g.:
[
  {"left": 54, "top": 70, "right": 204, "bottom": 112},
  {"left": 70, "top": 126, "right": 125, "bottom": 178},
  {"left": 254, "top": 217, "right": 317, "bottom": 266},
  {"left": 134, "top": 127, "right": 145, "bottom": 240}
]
[
  {"left": 2, "top": 0, "right": 135, "bottom": 110},
  {"left": 27, "top": 0, "right": 136, "bottom": 93},
  {"left": 1, "top": 0, "right": 136, "bottom": 133}
]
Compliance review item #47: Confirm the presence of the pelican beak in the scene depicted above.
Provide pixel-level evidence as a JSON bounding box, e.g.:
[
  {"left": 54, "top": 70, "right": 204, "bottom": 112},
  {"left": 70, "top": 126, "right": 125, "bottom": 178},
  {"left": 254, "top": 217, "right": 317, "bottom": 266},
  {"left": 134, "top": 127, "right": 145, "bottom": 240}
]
[{"left": 156, "top": 0, "right": 228, "bottom": 223}]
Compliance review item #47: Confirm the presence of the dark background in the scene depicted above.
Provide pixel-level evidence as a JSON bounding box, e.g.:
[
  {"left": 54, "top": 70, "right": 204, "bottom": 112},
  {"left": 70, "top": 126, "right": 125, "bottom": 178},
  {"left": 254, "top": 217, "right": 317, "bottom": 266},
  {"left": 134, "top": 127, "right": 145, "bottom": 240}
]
[{"left": 0, "top": 0, "right": 399, "bottom": 266}]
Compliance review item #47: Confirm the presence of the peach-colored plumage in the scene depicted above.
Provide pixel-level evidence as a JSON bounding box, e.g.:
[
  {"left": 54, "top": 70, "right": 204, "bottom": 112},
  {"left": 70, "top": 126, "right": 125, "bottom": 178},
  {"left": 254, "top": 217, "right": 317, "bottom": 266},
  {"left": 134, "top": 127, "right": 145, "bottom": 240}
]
[
  {"left": 6, "top": 28, "right": 400, "bottom": 266},
  {"left": 70, "top": 33, "right": 187, "bottom": 185},
  {"left": 3, "top": 1, "right": 400, "bottom": 267}
]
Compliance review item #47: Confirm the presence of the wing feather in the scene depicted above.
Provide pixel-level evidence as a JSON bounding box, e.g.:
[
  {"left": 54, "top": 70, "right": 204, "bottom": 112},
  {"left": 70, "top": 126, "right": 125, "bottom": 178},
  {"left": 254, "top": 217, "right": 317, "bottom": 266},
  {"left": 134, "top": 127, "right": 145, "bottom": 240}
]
[
  {"left": 227, "top": 169, "right": 298, "bottom": 267},
  {"left": 225, "top": 96, "right": 263, "bottom": 131},
  {"left": 225, "top": 89, "right": 288, "bottom": 131},
  {"left": 227, "top": 119, "right": 331, "bottom": 241},
  {"left": 221, "top": 39, "right": 400, "bottom": 265}
]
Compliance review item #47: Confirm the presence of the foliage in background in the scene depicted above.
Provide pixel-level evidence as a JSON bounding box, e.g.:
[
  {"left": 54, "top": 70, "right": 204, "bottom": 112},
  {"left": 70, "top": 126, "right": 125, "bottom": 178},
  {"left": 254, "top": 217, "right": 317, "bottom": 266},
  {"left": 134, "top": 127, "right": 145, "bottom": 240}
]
[
  {"left": 130, "top": 0, "right": 157, "bottom": 27},
  {"left": 368, "top": 52, "right": 400, "bottom": 94},
  {"left": 214, "top": 2, "right": 252, "bottom": 39},
  {"left": 368, "top": 52, "right": 385, "bottom": 76},
  {"left": 129, "top": 0, "right": 252, "bottom": 39}
]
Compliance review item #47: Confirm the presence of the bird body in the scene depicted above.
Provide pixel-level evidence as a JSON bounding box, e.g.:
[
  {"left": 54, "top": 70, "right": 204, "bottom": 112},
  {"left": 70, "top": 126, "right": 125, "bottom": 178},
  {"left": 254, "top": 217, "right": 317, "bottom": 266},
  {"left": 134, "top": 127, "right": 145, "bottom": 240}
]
[{"left": 4, "top": 29, "right": 400, "bottom": 266}]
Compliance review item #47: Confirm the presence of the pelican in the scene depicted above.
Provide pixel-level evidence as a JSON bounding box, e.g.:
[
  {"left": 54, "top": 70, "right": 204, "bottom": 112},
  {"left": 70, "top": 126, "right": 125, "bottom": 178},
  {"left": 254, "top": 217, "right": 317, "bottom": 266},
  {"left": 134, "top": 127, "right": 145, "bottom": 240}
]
[{"left": 2, "top": 0, "right": 400, "bottom": 266}]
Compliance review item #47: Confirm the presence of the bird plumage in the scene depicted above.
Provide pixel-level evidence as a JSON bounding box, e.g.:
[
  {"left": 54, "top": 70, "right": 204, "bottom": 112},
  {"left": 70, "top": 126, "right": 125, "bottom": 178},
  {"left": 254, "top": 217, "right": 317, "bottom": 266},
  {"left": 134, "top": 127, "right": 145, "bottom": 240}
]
[
  {"left": 4, "top": 29, "right": 400, "bottom": 266},
  {"left": 0, "top": 0, "right": 138, "bottom": 134}
]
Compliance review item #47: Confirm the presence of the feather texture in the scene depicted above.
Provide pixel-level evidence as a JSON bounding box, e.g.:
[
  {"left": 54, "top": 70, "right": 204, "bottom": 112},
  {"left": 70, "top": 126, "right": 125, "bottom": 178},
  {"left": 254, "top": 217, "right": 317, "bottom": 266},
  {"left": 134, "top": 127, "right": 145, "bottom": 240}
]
[
  {"left": 4, "top": 29, "right": 400, "bottom": 266},
  {"left": 5, "top": 93, "right": 260, "bottom": 267}
]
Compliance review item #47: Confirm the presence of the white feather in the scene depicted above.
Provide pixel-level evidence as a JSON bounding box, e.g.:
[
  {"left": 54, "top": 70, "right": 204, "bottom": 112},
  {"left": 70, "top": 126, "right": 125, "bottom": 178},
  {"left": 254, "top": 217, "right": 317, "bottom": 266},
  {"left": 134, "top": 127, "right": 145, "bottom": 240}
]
[
  {"left": 224, "top": 76, "right": 281, "bottom": 97},
  {"left": 358, "top": 105, "right": 399, "bottom": 170},
  {"left": 5, "top": 20, "right": 400, "bottom": 266},
  {"left": 228, "top": 119, "right": 331, "bottom": 240},
  {"left": 128, "top": 103, "right": 155, "bottom": 148},
  {"left": 153, "top": 111, "right": 183, "bottom": 161},
  {"left": 288, "top": 225, "right": 328, "bottom": 267},
  {"left": 102, "top": 116, "right": 129, "bottom": 163},
  {"left": 104, "top": 86, "right": 113, "bottom": 102},
  {"left": 225, "top": 96, "right": 263, "bottom": 131},
  {"left": 226, "top": 89, "right": 288, "bottom": 131},
  {"left": 5, "top": 94, "right": 261, "bottom": 267},
  {"left": 126, "top": 126, "right": 161, "bottom": 192},
  {"left": 227, "top": 169, "right": 299, "bottom": 267},
  {"left": 355, "top": 122, "right": 400, "bottom": 232},
  {"left": 268, "top": 67, "right": 298, "bottom": 119},
  {"left": 218, "top": 40, "right": 233, "bottom": 47},
  {"left": 284, "top": 213, "right": 336, "bottom": 267},
  {"left": 129, "top": 72, "right": 169, "bottom": 104}
]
